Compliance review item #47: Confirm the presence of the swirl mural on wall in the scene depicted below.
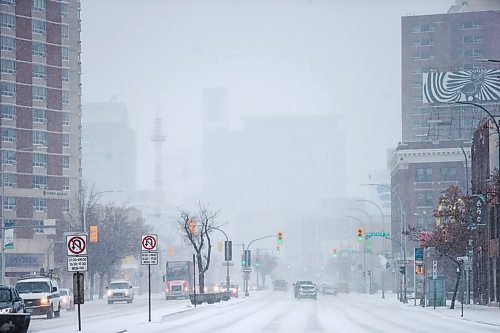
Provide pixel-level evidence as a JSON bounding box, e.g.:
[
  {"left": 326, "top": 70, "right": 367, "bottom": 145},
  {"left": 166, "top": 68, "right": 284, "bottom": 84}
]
[{"left": 422, "top": 69, "right": 500, "bottom": 104}]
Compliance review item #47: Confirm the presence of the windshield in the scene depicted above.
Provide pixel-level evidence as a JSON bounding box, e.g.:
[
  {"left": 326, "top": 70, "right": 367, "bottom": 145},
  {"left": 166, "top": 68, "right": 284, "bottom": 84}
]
[
  {"left": 166, "top": 263, "right": 189, "bottom": 281},
  {"left": 0, "top": 289, "right": 12, "bottom": 302},
  {"left": 108, "top": 283, "right": 129, "bottom": 290},
  {"left": 16, "top": 282, "right": 50, "bottom": 294},
  {"left": 60, "top": 290, "right": 68, "bottom": 296}
]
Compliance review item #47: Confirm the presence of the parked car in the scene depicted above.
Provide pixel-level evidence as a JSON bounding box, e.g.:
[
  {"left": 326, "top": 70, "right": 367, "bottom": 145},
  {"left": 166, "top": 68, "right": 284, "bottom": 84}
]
[
  {"left": 106, "top": 280, "right": 134, "bottom": 304},
  {"left": 59, "top": 288, "right": 74, "bottom": 311},
  {"left": 0, "top": 285, "right": 25, "bottom": 314},
  {"left": 16, "top": 276, "right": 61, "bottom": 318},
  {"left": 293, "top": 281, "right": 314, "bottom": 298},
  {"left": 321, "top": 283, "right": 337, "bottom": 295},
  {"left": 219, "top": 281, "right": 239, "bottom": 298},
  {"left": 273, "top": 279, "right": 288, "bottom": 291},
  {"left": 297, "top": 283, "right": 317, "bottom": 300}
]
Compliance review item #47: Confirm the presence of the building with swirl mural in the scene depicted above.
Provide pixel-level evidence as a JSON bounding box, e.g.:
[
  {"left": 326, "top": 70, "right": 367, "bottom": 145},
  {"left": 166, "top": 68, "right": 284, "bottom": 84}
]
[{"left": 391, "top": 2, "right": 500, "bottom": 305}]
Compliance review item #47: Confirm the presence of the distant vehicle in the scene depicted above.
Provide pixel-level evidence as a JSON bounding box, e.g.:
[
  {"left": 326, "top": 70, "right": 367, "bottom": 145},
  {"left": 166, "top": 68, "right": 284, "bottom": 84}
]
[
  {"left": 203, "top": 283, "right": 219, "bottom": 293},
  {"left": 163, "top": 261, "right": 193, "bottom": 300},
  {"left": 219, "top": 281, "right": 239, "bottom": 298},
  {"left": 293, "top": 281, "right": 314, "bottom": 298},
  {"left": 297, "top": 283, "right": 317, "bottom": 300},
  {"left": 321, "top": 283, "right": 337, "bottom": 295},
  {"left": 106, "top": 280, "right": 134, "bottom": 304},
  {"left": 59, "top": 288, "right": 74, "bottom": 311},
  {"left": 336, "top": 282, "right": 350, "bottom": 294},
  {"left": 273, "top": 279, "right": 288, "bottom": 292},
  {"left": 0, "top": 285, "right": 25, "bottom": 314},
  {"left": 16, "top": 276, "right": 61, "bottom": 318}
]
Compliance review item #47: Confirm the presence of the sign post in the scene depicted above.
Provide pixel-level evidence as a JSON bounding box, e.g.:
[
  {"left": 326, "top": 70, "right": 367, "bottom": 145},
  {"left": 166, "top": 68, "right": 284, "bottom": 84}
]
[
  {"left": 432, "top": 260, "right": 437, "bottom": 309},
  {"left": 141, "top": 234, "right": 158, "bottom": 322},
  {"left": 67, "top": 234, "right": 87, "bottom": 332}
]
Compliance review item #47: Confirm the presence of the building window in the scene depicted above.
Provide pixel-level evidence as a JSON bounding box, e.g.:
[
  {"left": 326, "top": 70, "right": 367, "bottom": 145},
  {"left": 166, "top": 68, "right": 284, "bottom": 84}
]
[
  {"left": 1, "top": 0, "right": 16, "bottom": 5},
  {"left": 32, "top": 86, "right": 47, "bottom": 101},
  {"left": 32, "top": 0, "right": 46, "bottom": 12},
  {"left": 32, "top": 20, "right": 46, "bottom": 35},
  {"left": 33, "top": 220, "right": 44, "bottom": 234},
  {"left": 411, "top": 24, "right": 434, "bottom": 33},
  {"left": 2, "top": 127, "right": 16, "bottom": 143},
  {"left": 1, "top": 59, "right": 16, "bottom": 75},
  {"left": 461, "top": 35, "right": 482, "bottom": 44},
  {"left": 412, "top": 52, "right": 433, "bottom": 61},
  {"left": 61, "top": 25, "right": 69, "bottom": 39},
  {"left": 460, "top": 21, "right": 483, "bottom": 30},
  {"left": 33, "top": 198, "right": 47, "bottom": 212},
  {"left": 416, "top": 168, "right": 433, "bottom": 182},
  {"left": 32, "top": 64, "right": 47, "bottom": 79},
  {"left": 61, "top": 3, "right": 68, "bottom": 16},
  {"left": 33, "top": 153, "right": 47, "bottom": 167},
  {"left": 4, "top": 219, "right": 16, "bottom": 229},
  {"left": 61, "top": 68, "right": 69, "bottom": 82},
  {"left": 62, "top": 90, "right": 70, "bottom": 104},
  {"left": 33, "top": 175, "right": 47, "bottom": 189},
  {"left": 63, "top": 199, "right": 70, "bottom": 213},
  {"left": 1, "top": 105, "right": 16, "bottom": 120},
  {"left": 61, "top": 47, "right": 69, "bottom": 61},
  {"left": 0, "top": 36, "right": 16, "bottom": 51},
  {"left": 62, "top": 133, "right": 70, "bottom": 147},
  {"left": 62, "top": 112, "right": 70, "bottom": 125},
  {"left": 440, "top": 167, "right": 457, "bottom": 181},
  {"left": 2, "top": 173, "right": 16, "bottom": 187},
  {"left": 32, "top": 108, "right": 47, "bottom": 123},
  {"left": 1, "top": 81, "right": 16, "bottom": 97},
  {"left": 62, "top": 155, "right": 69, "bottom": 169},
  {"left": 417, "top": 192, "right": 433, "bottom": 207},
  {"left": 3, "top": 197, "right": 16, "bottom": 210},
  {"left": 32, "top": 42, "right": 46, "bottom": 57},
  {"left": 32, "top": 130, "right": 47, "bottom": 145},
  {"left": 416, "top": 216, "right": 433, "bottom": 231},
  {"left": 63, "top": 177, "right": 70, "bottom": 191},
  {"left": 2, "top": 150, "right": 16, "bottom": 165},
  {"left": 0, "top": 13, "right": 15, "bottom": 29},
  {"left": 462, "top": 49, "right": 483, "bottom": 58}
]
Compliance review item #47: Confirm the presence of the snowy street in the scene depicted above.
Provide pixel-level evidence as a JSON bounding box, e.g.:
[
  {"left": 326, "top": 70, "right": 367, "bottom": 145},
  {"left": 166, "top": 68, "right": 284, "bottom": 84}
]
[{"left": 27, "top": 291, "right": 500, "bottom": 333}]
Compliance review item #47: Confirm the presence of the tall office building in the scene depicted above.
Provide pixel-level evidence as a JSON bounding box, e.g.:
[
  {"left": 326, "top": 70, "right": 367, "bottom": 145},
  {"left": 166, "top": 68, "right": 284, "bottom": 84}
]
[
  {"left": 82, "top": 101, "right": 137, "bottom": 202},
  {"left": 391, "top": 1, "right": 500, "bottom": 304},
  {"left": 0, "top": 0, "right": 82, "bottom": 282}
]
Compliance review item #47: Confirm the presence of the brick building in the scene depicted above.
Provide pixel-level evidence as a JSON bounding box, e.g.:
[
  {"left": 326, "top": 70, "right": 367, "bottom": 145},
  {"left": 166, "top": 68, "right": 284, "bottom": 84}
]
[{"left": 0, "top": 0, "right": 82, "bottom": 282}]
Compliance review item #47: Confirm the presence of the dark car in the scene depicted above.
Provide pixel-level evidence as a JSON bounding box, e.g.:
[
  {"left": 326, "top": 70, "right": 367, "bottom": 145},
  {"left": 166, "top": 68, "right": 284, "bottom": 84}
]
[
  {"left": 293, "top": 281, "right": 314, "bottom": 298},
  {"left": 0, "top": 285, "right": 25, "bottom": 313},
  {"left": 273, "top": 279, "right": 288, "bottom": 291}
]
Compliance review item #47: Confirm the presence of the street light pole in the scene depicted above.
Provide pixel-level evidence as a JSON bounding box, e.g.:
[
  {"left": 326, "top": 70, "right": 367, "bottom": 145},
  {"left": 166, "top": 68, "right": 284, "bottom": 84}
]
[
  {"left": 362, "top": 183, "right": 407, "bottom": 303},
  {"left": 213, "top": 227, "right": 231, "bottom": 293},
  {"left": 357, "top": 199, "right": 386, "bottom": 299},
  {"left": 345, "top": 215, "right": 366, "bottom": 294}
]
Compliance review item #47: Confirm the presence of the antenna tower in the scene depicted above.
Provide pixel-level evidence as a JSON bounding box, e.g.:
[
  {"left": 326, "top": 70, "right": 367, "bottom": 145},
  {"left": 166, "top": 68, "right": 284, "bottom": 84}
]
[{"left": 151, "top": 116, "right": 166, "bottom": 215}]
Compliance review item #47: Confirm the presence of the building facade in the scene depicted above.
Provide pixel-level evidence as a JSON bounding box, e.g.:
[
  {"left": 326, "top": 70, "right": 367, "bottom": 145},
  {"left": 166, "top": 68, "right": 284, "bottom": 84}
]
[
  {"left": 0, "top": 0, "right": 82, "bottom": 282},
  {"left": 393, "top": 3, "right": 500, "bottom": 304}
]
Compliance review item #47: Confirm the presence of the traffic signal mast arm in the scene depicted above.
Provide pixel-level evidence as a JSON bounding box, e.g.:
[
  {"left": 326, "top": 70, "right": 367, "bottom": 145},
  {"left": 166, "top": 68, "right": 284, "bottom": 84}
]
[{"left": 246, "top": 235, "right": 279, "bottom": 252}]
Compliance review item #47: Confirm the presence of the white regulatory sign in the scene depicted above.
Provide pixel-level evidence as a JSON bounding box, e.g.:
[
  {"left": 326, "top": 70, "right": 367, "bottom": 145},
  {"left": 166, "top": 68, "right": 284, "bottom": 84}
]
[
  {"left": 67, "top": 234, "right": 87, "bottom": 256},
  {"left": 141, "top": 234, "right": 158, "bottom": 252},
  {"left": 67, "top": 256, "right": 88, "bottom": 272},
  {"left": 141, "top": 252, "right": 158, "bottom": 265}
]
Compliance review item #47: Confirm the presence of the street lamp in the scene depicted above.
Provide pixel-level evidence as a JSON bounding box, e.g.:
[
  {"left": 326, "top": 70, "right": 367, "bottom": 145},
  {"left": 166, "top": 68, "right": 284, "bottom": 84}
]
[
  {"left": 357, "top": 199, "right": 387, "bottom": 299},
  {"left": 345, "top": 215, "right": 367, "bottom": 294},
  {"left": 361, "top": 183, "right": 407, "bottom": 303},
  {"left": 1, "top": 145, "right": 47, "bottom": 284}
]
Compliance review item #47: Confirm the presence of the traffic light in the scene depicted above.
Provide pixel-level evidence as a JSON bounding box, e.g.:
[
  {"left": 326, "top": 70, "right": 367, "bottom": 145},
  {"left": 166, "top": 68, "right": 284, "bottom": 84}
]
[
  {"left": 277, "top": 231, "right": 284, "bottom": 246},
  {"left": 89, "top": 225, "right": 98, "bottom": 243},
  {"left": 241, "top": 254, "right": 246, "bottom": 267},
  {"left": 399, "top": 266, "right": 406, "bottom": 275},
  {"left": 255, "top": 259, "right": 260, "bottom": 268},
  {"left": 332, "top": 248, "right": 337, "bottom": 257},
  {"left": 356, "top": 227, "right": 364, "bottom": 242}
]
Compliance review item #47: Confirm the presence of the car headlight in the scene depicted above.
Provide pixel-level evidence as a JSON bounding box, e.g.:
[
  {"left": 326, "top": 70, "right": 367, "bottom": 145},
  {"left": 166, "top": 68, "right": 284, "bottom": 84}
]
[
  {"left": 61, "top": 298, "right": 68, "bottom": 304},
  {"left": 40, "top": 298, "right": 49, "bottom": 305},
  {"left": 124, "top": 291, "right": 129, "bottom": 296},
  {"left": 214, "top": 286, "right": 219, "bottom": 292},
  {"left": 0, "top": 307, "right": 13, "bottom": 313},
  {"left": 107, "top": 291, "right": 112, "bottom": 297}
]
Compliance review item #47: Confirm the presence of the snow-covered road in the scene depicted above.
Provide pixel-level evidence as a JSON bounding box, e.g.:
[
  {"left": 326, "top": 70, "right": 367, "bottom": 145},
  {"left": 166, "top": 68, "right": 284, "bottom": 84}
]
[{"left": 27, "top": 291, "right": 500, "bottom": 333}]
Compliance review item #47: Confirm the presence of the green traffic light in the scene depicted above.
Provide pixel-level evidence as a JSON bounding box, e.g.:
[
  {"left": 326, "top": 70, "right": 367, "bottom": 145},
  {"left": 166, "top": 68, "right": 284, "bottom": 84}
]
[{"left": 357, "top": 236, "right": 363, "bottom": 241}]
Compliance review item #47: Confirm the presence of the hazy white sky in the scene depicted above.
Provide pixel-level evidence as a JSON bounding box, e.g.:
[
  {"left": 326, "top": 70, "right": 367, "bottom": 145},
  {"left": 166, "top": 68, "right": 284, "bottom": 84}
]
[{"left": 81, "top": 0, "right": 453, "bottom": 198}]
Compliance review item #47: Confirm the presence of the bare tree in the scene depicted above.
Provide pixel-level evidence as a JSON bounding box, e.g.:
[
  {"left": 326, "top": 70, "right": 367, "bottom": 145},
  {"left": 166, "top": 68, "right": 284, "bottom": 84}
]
[
  {"left": 257, "top": 254, "right": 277, "bottom": 288},
  {"left": 178, "top": 203, "right": 220, "bottom": 294}
]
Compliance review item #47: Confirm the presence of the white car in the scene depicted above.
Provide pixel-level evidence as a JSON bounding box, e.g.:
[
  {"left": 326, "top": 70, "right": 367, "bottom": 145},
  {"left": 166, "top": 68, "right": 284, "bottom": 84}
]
[
  {"left": 59, "top": 288, "right": 74, "bottom": 311},
  {"left": 107, "top": 280, "right": 134, "bottom": 304},
  {"left": 16, "top": 277, "right": 61, "bottom": 318}
]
